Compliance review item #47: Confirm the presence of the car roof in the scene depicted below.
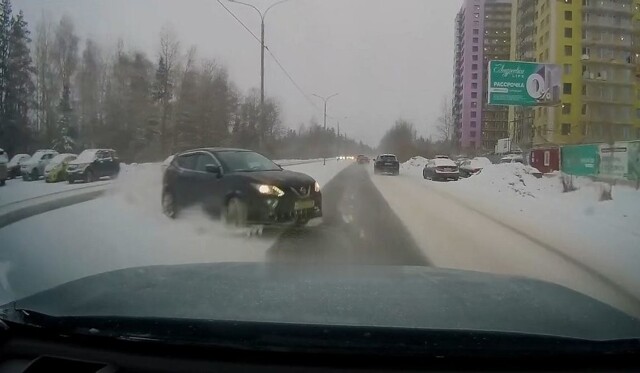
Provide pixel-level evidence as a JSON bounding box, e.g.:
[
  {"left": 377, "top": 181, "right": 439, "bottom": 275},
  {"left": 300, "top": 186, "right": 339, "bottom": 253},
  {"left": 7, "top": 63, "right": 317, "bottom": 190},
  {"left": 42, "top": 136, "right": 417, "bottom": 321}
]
[
  {"left": 433, "top": 158, "right": 457, "bottom": 166},
  {"left": 180, "top": 147, "right": 251, "bottom": 155},
  {"left": 379, "top": 154, "right": 396, "bottom": 157}
]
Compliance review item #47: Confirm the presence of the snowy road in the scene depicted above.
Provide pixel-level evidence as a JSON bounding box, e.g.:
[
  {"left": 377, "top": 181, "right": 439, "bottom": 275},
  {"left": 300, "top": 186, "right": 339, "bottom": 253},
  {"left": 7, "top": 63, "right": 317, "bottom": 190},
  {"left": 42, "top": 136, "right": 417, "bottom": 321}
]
[{"left": 1, "top": 161, "right": 639, "bottom": 318}]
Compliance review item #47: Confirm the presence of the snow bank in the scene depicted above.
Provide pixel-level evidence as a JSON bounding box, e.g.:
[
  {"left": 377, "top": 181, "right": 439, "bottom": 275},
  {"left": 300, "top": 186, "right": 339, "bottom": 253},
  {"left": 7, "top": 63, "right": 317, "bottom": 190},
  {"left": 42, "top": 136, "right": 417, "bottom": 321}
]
[{"left": 399, "top": 157, "right": 640, "bottom": 301}]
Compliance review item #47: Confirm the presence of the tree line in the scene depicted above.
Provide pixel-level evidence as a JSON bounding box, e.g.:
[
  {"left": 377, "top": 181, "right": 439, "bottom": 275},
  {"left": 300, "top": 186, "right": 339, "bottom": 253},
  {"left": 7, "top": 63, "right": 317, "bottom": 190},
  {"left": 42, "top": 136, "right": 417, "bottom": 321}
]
[{"left": 0, "top": 1, "right": 372, "bottom": 162}]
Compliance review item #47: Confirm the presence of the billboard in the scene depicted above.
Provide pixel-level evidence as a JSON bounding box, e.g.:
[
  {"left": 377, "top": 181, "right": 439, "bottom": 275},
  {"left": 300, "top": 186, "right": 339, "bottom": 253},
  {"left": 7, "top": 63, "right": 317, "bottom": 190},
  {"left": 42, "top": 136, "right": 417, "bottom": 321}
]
[
  {"left": 599, "top": 143, "right": 630, "bottom": 180},
  {"left": 487, "top": 61, "right": 561, "bottom": 107},
  {"left": 561, "top": 144, "right": 599, "bottom": 177}
]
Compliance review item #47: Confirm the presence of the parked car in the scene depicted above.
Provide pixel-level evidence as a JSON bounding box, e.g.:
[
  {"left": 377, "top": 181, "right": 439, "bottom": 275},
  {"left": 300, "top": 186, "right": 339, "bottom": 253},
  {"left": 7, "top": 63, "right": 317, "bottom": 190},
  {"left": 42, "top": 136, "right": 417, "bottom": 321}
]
[
  {"left": 459, "top": 157, "right": 492, "bottom": 178},
  {"left": 21, "top": 149, "right": 59, "bottom": 181},
  {"left": 162, "top": 148, "right": 322, "bottom": 227},
  {"left": 67, "top": 149, "right": 120, "bottom": 183},
  {"left": 0, "top": 148, "right": 8, "bottom": 186},
  {"left": 44, "top": 153, "right": 78, "bottom": 183},
  {"left": 423, "top": 158, "right": 459, "bottom": 181},
  {"left": 6, "top": 153, "right": 30, "bottom": 179},
  {"left": 435, "top": 155, "right": 451, "bottom": 159},
  {"left": 500, "top": 154, "right": 525, "bottom": 164},
  {"left": 373, "top": 154, "right": 400, "bottom": 175},
  {"left": 356, "top": 155, "right": 370, "bottom": 164}
]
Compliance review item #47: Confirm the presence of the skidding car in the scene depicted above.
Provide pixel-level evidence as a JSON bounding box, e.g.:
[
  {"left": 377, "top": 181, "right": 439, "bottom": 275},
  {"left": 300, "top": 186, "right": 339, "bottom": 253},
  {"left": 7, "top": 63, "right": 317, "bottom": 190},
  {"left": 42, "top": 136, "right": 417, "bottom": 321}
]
[
  {"left": 373, "top": 154, "right": 400, "bottom": 175},
  {"left": 67, "top": 149, "right": 120, "bottom": 183},
  {"left": 21, "top": 149, "right": 58, "bottom": 181},
  {"left": 423, "top": 158, "right": 459, "bottom": 181},
  {"left": 44, "top": 153, "right": 77, "bottom": 183},
  {"left": 162, "top": 148, "right": 322, "bottom": 227}
]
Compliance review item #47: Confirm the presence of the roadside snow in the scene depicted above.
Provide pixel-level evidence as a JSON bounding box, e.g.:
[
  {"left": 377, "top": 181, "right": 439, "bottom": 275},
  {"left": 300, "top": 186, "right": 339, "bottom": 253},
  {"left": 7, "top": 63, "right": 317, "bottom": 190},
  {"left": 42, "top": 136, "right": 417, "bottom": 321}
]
[
  {"left": 0, "top": 178, "right": 112, "bottom": 207},
  {"left": 398, "top": 159, "right": 640, "bottom": 305}
]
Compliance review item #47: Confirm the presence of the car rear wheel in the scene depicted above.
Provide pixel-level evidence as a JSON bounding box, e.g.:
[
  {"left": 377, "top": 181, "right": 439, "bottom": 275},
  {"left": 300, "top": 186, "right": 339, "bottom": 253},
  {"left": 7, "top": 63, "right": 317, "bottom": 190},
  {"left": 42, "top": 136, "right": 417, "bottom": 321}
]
[
  {"left": 224, "top": 197, "right": 248, "bottom": 228},
  {"left": 162, "top": 190, "right": 178, "bottom": 219}
]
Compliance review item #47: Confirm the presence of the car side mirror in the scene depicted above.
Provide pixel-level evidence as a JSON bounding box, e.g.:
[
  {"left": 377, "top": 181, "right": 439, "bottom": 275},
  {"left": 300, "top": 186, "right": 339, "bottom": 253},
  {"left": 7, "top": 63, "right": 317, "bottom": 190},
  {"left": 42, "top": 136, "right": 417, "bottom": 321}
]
[{"left": 205, "top": 164, "right": 221, "bottom": 174}]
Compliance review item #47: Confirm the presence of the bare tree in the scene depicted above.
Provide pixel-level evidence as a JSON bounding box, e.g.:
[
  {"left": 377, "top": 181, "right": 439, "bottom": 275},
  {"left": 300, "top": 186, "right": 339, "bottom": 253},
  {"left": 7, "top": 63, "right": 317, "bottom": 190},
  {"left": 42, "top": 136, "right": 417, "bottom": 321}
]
[
  {"left": 156, "top": 23, "right": 179, "bottom": 155},
  {"left": 34, "top": 12, "right": 59, "bottom": 143},
  {"left": 435, "top": 96, "right": 454, "bottom": 151},
  {"left": 52, "top": 15, "right": 78, "bottom": 89}
]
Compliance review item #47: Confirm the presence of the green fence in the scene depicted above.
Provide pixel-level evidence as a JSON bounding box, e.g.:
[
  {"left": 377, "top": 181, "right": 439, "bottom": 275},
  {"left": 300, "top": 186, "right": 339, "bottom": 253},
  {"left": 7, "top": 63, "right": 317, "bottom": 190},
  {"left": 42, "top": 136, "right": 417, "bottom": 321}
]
[
  {"left": 561, "top": 144, "right": 599, "bottom": 177},
  {"left": 560, "top": 141, "right": 640, "bottom": 182}
]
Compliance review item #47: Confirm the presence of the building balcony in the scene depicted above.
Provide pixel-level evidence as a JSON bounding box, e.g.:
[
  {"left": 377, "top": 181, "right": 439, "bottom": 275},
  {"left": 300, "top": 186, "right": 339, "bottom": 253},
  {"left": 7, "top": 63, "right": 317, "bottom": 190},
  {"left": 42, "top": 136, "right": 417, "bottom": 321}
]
[
  {"left": 582, "top": 20, "right": 633, "bottom": 32},
  {"left": 582, "top": 95, "right": 634, "bottom": 106},
  {"left": 583, "top": 4, "right": 634, "bottom": 17},
  {"left": 582, "top": 38, "right": 633, "bottom": 51},
  {"left": 581, "top": 55, "right": 634, "bottom": 66}
]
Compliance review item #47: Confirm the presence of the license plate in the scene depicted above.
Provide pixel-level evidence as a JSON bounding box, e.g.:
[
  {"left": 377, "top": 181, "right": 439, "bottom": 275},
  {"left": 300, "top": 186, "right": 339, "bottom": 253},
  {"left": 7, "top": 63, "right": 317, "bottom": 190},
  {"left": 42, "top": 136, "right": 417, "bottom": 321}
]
[
  {"left": 385, "top": 163, "right": 393, "bottom": 166},
  {"left": 295, "top": 200, "right": 314, "bottom": 210}
]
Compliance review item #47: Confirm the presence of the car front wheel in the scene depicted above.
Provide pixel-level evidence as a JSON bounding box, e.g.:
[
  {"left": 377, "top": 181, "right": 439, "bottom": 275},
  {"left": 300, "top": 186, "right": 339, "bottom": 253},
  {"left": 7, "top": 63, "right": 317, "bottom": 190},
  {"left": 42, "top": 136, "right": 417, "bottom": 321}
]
[
  {"left": 85, "top": 170, "right": 95, "bottom": 183},
  {"left": 162, "top": 190, "right": 178, "bottom": 219},
  {"left": 224, "top": 197, "right": 248, "bottom": 228}
]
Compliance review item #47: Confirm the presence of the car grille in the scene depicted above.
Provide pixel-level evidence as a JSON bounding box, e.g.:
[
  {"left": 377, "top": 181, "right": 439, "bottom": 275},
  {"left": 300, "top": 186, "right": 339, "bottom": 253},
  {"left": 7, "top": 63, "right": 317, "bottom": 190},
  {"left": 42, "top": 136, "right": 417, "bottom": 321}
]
[{"left": 289, "top": 185, "right": 312, "bottom": 197}]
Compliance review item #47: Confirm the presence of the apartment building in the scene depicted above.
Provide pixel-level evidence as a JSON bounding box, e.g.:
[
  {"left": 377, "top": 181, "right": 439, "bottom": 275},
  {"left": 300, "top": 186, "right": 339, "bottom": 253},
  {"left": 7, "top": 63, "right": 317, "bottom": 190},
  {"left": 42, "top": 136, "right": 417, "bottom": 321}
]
[
  {"left": 453, "top": 0, "right": 513, "bottom": 151},
  {"left": 510, "top": 0, "right": 640, "bottom": 147}
]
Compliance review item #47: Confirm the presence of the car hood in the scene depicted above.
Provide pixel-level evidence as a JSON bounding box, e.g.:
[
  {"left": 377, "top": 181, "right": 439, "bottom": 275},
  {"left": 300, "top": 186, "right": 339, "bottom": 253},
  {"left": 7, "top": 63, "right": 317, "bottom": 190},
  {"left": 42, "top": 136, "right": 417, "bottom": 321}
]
[
  {"left": 237, "top": 169, "right": 315, "bottom": 186},
  {"left": 10, "top": 263, "right": 640, "bottom": 341}
]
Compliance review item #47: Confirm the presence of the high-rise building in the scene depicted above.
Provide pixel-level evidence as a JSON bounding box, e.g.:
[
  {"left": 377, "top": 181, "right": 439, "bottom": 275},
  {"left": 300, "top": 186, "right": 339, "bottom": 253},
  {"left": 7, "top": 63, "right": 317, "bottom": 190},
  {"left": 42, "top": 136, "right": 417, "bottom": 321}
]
[
  {"left": 453, "top": 0, "right": 513, "bottom": 151},
  {"left": 510, "top": 0, "right": 640, "bottom": 147}
]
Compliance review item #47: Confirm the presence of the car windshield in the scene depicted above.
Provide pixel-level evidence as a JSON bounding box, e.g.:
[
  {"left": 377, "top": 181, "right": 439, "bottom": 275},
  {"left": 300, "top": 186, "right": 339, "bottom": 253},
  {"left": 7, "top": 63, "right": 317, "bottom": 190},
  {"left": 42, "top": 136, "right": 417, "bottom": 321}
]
[
  {"left": 2, "top": 0, "right": 640, "bottom": 353},
  {"left": 74, "top": 150, "right": 98, "bottom": 164},
  {"left": 49, "top": 154, "right": 72, "bottom": 166},
  {"left": 216, "top": 151, "right": 281, "bottom": 172}
]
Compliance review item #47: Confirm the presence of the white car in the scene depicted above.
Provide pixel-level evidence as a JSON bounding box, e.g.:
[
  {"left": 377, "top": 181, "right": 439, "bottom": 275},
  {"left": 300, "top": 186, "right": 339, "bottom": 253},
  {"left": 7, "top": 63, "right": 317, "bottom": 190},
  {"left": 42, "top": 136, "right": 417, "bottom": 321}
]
[
  {"left": 7, "top": 153, "right": 30, "bottom": 179},
  {"left": 20, "top": 149, "right": 59, "bottom": 181},
  {"left": 423, "top": 158, "right": 460, "bottom": 181}
]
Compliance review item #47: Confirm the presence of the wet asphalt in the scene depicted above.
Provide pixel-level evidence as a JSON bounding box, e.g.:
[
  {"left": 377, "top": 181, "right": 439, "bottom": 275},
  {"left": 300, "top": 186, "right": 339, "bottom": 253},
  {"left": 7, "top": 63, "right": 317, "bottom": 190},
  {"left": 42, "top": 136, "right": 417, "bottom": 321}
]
[{"left": 266, "top": 164, "right": 430, "bottom": 266}]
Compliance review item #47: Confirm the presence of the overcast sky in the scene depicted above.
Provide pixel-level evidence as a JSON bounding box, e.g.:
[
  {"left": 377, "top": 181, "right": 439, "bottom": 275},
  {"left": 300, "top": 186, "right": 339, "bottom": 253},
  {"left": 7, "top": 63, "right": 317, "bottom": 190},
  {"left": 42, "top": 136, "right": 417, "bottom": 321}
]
[{"left": 15, "top": 0, "right": 462, "bottom": 146}]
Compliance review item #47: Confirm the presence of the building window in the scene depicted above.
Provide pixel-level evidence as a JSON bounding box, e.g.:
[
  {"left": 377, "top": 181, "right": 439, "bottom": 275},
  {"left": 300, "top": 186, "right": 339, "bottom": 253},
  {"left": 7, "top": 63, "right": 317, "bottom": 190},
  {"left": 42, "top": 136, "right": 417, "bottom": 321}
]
[
  {"left": 470, "top": 141, "right": 476, "bottom": 148},
  {"left": 564, "top": 28, "right": 572, "bottom": 38},
  {"left": 470, "top": 131, "right": 477, "bottom": 137},
  {"left": 544, "top": 151, "right": 551, "bottom": 166},
  {"left": 474, "top": 13, "right": 479, "bottom": 18},
  {"left": 471, "top": 92, "right": 478, "bottom": 98},
  {"left": 564, "top": 45, "right": 572, "bottom": 56},
  {"left": 561, "top": 123, "right": 571, "bottom": 135},
  {"left": 471, "top": 102, "right": 477, "bottom": 108},
  {"left": 472, "top": 82, "right": 478, "bottom": 89},
  {"left": 473, "top": 29, "right": 479, "bottom": 35},
  {"left": 472, "top": 55, "right": 478, "bottom": 61},
  {"left": 472, "top": 64, "right": 478, "bottom": 70},
  {"left": 563, "top": 64, "right": 571, "bottom": 75},
  {"left": 582, "top": 104, "right": 587, "bottom": 115},
  {"left": 564, "top": 11, "right": 572, "bottom": 21},
  {"left": 562, "top": 103, "right": 571, "bottom": 115},
  {"left": 473, "top": 37, "right": 479, "bottom": 43},
  {"left": 471, "top": 121, "right": 477, "bottom": 128},
  {"left": 471, "top": 111, "right": 477, "bottom": 118},
  {"left": 472, "top": 46, "right": 478, "bottom": 52},
  {"left": 563, "top": 83, "right": 572, "bottom": 94},
  {"left": 472, "top": 73, "right": 478, "bottom": 79},
  {"left": 636, "top": 108, "right": 640, "bottom": 118},
  {"left": 623, "top": 126, "right": 631, "bottom": 139}
]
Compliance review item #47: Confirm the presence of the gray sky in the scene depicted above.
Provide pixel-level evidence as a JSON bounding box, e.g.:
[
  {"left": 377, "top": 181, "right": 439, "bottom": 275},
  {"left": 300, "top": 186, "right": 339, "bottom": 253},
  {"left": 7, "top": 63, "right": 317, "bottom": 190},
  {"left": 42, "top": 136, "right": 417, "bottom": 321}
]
[{"left": 16, "top": 0, "right": 462, "bottom": 146}]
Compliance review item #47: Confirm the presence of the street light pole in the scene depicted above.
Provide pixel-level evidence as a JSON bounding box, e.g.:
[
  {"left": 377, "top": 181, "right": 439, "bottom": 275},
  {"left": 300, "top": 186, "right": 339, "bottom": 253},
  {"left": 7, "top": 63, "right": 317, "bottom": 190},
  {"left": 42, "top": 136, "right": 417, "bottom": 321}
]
[
  {"left": 228, "top": 0, "right": 291, "bottom": 150},
  {"left": 312, "top": 93, "right": 340, "bottom": 130}
]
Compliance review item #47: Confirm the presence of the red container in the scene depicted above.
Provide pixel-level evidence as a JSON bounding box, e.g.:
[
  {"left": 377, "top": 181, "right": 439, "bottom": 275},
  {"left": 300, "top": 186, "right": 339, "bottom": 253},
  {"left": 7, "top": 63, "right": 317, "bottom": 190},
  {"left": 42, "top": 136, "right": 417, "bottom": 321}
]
[{"left": 529, "top": 147, "right": 560, "bottom": 174}]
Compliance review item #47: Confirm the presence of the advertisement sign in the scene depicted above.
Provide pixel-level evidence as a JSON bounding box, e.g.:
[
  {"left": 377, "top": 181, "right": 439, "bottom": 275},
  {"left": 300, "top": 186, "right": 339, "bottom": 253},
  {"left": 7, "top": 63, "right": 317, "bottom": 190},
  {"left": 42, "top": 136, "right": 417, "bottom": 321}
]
[
  {"left": 488, "top": 61, "right": 561, "bottom": 106},
  {"left": 561, "top": 144, "right": 599, "bottom": 177},
  {"left": 599, "top": 143, "right": 629, "bottom": 180}
]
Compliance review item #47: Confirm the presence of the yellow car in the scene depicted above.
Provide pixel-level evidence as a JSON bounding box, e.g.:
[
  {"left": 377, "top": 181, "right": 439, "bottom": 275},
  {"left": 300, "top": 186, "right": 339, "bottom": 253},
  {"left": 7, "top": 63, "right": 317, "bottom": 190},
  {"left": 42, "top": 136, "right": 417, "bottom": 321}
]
[{"left": 44, "top": 153, "right": 77, "bottom": 183}]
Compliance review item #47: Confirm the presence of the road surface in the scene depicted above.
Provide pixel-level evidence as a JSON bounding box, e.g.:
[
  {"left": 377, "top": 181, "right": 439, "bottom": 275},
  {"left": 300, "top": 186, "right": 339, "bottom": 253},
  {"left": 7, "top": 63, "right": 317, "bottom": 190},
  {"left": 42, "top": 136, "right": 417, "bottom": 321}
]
[{"left": 1, "top": 162, "right": 639, "bottom": 318}]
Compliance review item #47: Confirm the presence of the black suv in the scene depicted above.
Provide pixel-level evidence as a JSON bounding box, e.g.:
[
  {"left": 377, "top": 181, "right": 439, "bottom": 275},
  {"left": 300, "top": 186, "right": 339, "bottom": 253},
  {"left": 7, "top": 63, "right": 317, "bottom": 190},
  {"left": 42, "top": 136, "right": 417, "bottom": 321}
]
[
  {"left": 162, "top": 148, "right": 322, "bottom": 227},
  {"left": 67, "top": 149, "right": 120, "bottom": 183},
  {"left": 373, "top": 154, "right": 400, "bottom": 175}
]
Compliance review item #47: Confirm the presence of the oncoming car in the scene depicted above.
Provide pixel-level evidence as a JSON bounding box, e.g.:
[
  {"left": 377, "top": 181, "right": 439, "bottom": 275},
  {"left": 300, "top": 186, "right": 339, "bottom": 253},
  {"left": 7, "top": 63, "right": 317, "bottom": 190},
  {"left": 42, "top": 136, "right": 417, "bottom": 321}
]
[
  {"left": 44, "top": 153, "right": 77, "bottom": 183},
  {"left": 162, "top": 148, "right": 322, "bottom": 227}
]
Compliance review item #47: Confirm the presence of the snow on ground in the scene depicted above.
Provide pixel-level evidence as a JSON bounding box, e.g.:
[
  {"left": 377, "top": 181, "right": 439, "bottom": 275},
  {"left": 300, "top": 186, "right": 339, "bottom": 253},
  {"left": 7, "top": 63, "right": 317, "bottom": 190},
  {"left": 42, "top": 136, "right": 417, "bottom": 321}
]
[
  {"left": 397, "top": 158, "right": 640, "bottom": 307},
  {"left": 0, "top": 159, "right": 350, "bottom": 303},
  {"left": 0, "top": 178, "right": 112, "bottom": 207}
]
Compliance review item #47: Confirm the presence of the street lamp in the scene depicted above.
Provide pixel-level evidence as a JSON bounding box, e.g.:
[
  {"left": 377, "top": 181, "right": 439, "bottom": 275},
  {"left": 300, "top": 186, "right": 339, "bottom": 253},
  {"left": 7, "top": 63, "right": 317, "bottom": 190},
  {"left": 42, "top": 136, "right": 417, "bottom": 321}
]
[
  {"left": 228, "top": 0, "right": 292, "bottom": 149},
  {"left": 312, "top": 93, "right": 340, "bottom": 130}
]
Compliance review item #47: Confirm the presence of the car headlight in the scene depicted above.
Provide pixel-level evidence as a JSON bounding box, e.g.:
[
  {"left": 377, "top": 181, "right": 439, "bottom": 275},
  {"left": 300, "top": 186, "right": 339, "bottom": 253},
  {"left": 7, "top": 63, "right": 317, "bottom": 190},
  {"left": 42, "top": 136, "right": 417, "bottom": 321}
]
[
  {"left": 253, "top": 184, "right": 285, "bottom": 197},
  {"left": 314, "top": 181, "right": 320, "bottom": 193}
]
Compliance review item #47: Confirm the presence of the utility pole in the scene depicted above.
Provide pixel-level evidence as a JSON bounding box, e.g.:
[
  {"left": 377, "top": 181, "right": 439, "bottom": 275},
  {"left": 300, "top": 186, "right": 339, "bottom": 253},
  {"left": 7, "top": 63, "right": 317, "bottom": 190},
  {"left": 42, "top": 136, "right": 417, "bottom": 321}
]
[
  {"left": 312, "top": 93, "right": 340, "bottom": 130},
  {"left": 228, "top": 0, "right": 292, "bottom": 150}
]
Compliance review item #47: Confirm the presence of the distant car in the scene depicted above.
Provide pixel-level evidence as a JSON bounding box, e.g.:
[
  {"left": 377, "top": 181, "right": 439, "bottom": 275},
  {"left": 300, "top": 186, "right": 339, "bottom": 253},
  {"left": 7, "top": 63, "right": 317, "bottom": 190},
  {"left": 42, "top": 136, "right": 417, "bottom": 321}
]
[
  {"left": 0, "top": 148, "right": 8, "bottom": 186},
  {"left": 44, "top": 153, "right": 78, "bottom": 183},
  {"left": 373, "top": 154, "right": 400, "bottom": 175},
  {"left": 423, "top": 158, "right": 459, "bottom": 181},
  {"left": 67, "top": 149, "right": 120, "bottom": 183},
  {"left": 162, "top": 148, "right": 322, "bottom": 227},
  {"left": 459, "top": 158, "right": 489, "bottom": 178},
  {"left": 435, "top": 155, "right": 451, "bottom": 159},
  {"left": 21, "top": 149, "right": 59, "bottom": 181},
  {"left": 6, "top": 153, "right": 30, "bottom": 179},
  {"left": 356, "top": 155, "right": 370, "bottom": 164}
]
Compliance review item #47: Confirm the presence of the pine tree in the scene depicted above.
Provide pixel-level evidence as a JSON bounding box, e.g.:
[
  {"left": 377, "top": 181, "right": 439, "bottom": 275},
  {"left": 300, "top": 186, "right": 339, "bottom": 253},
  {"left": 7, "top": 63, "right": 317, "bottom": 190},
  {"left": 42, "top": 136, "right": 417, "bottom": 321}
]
[
  {"left": 3, "top": 10, "right": 35, "bottom": 154},
  {"left": 52, "top": 85, "right": 75, "bottom": 152},
  {"left": 0, "top": 0, "right": 12, "bottom": 116}
]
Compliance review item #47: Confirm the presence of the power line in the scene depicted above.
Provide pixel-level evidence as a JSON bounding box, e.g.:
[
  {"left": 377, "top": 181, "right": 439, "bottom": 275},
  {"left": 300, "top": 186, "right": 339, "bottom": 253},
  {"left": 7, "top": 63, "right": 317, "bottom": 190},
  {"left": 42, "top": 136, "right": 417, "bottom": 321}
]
[
  {"left": 216, "top": 0, "right": 320, "bottom": 111},
  {"left": 216, "top": 0, "right": 262, "bottom": 45}
]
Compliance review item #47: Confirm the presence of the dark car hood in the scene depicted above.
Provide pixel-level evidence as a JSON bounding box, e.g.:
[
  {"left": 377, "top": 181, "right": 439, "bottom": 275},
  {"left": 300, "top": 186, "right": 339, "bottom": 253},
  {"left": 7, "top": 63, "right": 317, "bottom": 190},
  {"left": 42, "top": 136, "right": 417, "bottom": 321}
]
[
  {"left": 10, "top": 263, "right": 640, "bottom": 341},
  {"left": 238, "top": 169, "right": 315, "bottom": 186}
]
